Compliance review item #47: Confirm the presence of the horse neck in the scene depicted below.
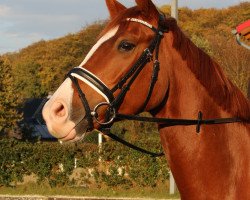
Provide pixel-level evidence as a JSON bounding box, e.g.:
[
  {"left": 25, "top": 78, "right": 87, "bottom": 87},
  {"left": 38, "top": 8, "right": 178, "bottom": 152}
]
[
  {"left": 156, "top": 34, "right": 229, "bottom": 120},
  {"left": 155, "top": 30, "right": 250, "bottom": 199},
  {"left": 156, "top": 27, "right": 249, "bottom": 121}
]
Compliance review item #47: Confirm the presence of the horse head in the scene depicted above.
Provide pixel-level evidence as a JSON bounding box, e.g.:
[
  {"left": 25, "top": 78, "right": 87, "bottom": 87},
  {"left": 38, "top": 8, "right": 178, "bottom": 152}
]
[{"left": 42, "top": 0, "right": 173, "bottom": 142}]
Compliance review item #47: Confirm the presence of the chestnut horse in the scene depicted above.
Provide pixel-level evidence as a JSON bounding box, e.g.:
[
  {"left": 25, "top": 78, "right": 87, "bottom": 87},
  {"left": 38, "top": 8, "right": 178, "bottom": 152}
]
[{"left": 42, "top": 0, "right": 250, "bottom": 199}]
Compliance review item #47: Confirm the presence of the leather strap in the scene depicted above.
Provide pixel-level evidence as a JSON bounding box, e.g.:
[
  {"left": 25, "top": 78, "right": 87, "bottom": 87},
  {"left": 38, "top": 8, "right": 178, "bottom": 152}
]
[
  {"left": 68, "top": 74, "right": 94, "bottom": 131},
  {"left": 101, "top": 128, "right": 164, "bottom": 157},
  {"left": 115, "top": 112, "right": 241, "bottom": 133}
]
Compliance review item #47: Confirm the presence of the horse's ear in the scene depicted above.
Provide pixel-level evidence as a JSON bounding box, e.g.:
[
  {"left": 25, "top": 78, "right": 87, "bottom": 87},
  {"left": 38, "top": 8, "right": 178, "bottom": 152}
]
[
  {"left": 105, "top": 0, "right": 127, "bottom": 19},
  {"left": 135, "top": 0, "right": 159, "bottom": 18}
]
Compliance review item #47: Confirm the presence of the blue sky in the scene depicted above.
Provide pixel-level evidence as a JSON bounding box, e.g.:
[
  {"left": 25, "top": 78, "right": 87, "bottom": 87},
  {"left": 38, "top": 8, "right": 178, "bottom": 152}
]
[{"left": 0, "top": 0, "right": 243, "bottom": 54}]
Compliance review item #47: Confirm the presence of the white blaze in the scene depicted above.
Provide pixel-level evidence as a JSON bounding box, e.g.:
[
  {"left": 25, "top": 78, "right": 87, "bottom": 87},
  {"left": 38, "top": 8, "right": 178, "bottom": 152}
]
[
  {"left": 45, "top": 78, "right": 74, "bottom": 112},
  {"left": 71, "top": 25, "right": 120, "bottom": 103},
  {"left": 48, "top": 26, "right": 119, "bottom": 107},
  {"left": 80, "top": 26, "right": 119, "bottom": 66}
]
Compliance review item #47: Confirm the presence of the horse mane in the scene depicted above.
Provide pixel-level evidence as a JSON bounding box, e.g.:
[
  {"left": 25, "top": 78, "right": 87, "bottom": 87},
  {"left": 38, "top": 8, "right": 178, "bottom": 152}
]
[{"left": 168, "top": 18, "right": 250, "bottom": 121}]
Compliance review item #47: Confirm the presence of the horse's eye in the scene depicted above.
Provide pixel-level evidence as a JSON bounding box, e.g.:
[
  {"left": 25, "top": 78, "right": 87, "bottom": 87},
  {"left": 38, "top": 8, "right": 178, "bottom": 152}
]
[{"left": 118, "top": 40, "right": 135, "bottom": 52}]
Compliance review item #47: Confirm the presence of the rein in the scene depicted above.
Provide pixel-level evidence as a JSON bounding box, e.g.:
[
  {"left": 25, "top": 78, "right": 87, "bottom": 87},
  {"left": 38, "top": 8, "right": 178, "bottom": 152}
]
[{"left": 66, "top": 14, "right": 243, "bottom": 157}]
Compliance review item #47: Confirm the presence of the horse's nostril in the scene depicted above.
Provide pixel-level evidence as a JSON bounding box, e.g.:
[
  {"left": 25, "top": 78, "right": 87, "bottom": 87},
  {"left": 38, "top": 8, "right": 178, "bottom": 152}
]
[
  {"left": 56, "top": 104, "right": 65, "bottom": 117},
  {"left": 52, "top": 102, "right": 67, "bottom": 118}
]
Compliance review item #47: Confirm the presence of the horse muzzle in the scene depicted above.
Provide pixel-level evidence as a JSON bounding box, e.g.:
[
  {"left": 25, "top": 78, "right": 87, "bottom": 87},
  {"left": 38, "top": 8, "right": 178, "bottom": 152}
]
[
  {"left": 42, "top": 99, "right": 91, "bottom": 142},
  {"left": 41, "top": 76, "right": 92, "bottom": 142}
]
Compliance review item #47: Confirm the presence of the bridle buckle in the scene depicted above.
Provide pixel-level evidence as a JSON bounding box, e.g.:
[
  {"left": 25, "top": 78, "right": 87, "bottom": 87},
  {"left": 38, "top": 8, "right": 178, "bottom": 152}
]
[
  {"left": 91, "top": 102, "right": 116, "bottom": 126},
  {"left": 144, "top": 48, "right": 153, "bottom": 61}
]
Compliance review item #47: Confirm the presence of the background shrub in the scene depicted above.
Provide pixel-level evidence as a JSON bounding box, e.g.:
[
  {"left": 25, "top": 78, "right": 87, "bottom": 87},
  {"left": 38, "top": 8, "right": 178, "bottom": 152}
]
[{"left": 0, "top": 136, "right": 168, "bottom": 189}]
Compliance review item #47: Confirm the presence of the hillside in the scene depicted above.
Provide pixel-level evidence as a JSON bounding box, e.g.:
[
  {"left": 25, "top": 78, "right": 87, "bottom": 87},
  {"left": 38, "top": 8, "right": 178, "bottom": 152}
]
[{"left": 2, "top": 22, "right": 106, "bottom": 98}]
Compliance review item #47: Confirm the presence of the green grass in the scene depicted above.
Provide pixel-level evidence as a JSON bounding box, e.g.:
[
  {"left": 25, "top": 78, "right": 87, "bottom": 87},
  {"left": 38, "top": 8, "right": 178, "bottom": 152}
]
[{"left": 0, "top": 183, "right": 180, "bottom": 199}]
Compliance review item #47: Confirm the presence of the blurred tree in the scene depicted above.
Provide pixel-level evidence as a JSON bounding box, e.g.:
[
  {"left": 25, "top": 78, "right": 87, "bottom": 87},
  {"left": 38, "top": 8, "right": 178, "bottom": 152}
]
[
  {"left": 209, "top": 35, "right": 250, "bottom": 95},
  {"left": 190, "top": 34, "right": 213, "bottom": 56},
  {"left": 12, "top": 59, "right": 43, "bottom": 98},
  {"left": 0, "top": 59, "right": 22, "bottom": 137}
]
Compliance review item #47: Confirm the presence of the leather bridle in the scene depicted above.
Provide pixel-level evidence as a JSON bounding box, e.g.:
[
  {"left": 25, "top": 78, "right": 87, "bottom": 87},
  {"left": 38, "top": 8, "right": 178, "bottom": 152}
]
[
  {"left": 67, "top": 14, "right": 167, "bottom": 129},
  {"left": 66, "top": 14, "right": 242, "bottom": 157}
]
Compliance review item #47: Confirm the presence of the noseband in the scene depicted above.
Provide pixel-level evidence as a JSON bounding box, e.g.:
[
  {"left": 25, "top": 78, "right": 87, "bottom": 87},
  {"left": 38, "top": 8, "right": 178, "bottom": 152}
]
[{"left": 66, "top": 14, "right": 242, "bottom": 157}]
